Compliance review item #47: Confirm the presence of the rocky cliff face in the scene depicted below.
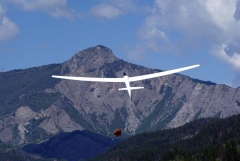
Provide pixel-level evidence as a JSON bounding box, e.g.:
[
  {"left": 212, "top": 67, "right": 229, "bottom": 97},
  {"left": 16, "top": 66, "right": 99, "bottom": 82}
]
[{"left": 0, "top": 45, "right": 239, "bottom": 145}]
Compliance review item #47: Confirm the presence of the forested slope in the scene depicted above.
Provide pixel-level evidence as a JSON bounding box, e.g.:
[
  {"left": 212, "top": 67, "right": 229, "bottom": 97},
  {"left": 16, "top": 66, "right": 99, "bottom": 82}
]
[{"left": 93, "top": 114, "right": 240, "bottom": 161}]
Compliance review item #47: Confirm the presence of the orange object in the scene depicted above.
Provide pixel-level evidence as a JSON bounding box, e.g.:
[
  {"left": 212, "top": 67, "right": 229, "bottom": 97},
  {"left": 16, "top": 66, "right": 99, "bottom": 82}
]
[{"left": 114, "top": 129, "right": 121, "bottom": 137}]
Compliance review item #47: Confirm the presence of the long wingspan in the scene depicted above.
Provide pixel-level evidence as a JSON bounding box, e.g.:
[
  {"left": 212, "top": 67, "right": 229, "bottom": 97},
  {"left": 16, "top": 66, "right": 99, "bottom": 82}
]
[
  {"left": 52, "top": 64, "right": 200, "bottom": 83},
  {"left": 52, "top": 75, "right": 124, "bottom": 82},
  {"left": 129, "top": 64, "right": 200, "bottom": 82}
]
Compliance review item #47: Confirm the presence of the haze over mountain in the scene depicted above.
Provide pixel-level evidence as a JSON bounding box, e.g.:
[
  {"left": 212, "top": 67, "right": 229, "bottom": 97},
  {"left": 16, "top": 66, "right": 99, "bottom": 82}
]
[
  {"left": 0, "top": 45, "right": 239, "bottom": 145},
  {"left": 23, "top": 130, "right": 120, "bottom": 161}
]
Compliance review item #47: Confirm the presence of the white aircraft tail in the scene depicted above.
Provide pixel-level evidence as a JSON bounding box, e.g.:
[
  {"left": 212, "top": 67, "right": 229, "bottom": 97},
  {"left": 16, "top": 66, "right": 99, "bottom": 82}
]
[{"left": 118, "top": 87, "right": 144, "bottom": 91}]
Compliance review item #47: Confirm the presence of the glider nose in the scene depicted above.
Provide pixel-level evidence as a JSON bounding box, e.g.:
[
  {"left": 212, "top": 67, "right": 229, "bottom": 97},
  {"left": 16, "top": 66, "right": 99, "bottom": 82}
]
[{"left": 123, "top": 72, "right": 127, "bottom": 76}]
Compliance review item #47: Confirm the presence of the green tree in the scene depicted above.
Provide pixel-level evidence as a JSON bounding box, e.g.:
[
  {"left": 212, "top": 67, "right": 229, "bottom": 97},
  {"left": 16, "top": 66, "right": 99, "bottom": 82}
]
[{"left": 223, "top": 141, "right": 240, "bottom": 161}]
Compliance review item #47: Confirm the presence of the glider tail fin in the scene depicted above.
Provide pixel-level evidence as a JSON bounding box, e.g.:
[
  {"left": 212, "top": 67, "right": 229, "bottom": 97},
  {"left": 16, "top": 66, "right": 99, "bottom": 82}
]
[{"left": 118, "top": 87, "right": 144, "bottom": 91}]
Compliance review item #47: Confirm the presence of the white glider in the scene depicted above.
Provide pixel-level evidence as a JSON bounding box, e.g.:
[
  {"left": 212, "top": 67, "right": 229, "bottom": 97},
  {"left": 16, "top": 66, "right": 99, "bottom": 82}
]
[{"left": 52, "top": 64, "right": 200, "bottom": 98}]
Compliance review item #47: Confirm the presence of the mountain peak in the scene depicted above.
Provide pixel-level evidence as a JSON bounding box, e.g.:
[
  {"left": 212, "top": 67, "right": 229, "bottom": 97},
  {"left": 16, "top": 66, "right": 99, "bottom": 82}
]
[
  {"left": 95, "top": 45, "right": 111, "bottom": 50},
  {"left": 76, "top": 45, "right": 117, "bottom": 60},
  {"left": 62, "top": 45, "right": 119, "bottom": 75},
  {"left": 82, "top": 45, "right": 114, "bottom": 56}
]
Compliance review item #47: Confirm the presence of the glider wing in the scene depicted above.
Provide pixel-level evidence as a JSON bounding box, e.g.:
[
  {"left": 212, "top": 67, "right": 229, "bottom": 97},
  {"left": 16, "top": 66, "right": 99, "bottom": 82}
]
[
  {"left": 52, "top": 75, "right": 124, "bottom": 83},
  {"left": 129, "top": 64, "right": 200, "bottom": 82}
]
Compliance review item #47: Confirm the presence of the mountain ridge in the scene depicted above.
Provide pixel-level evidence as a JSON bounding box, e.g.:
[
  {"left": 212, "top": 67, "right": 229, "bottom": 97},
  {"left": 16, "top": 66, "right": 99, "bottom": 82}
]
[{"left": 0, "top": 45, "right": 239, "bottom": 145}]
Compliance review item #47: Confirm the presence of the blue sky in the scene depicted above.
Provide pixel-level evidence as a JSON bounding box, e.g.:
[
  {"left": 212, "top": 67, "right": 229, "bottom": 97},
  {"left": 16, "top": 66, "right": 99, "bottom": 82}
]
[{"left": 0, "top": 0, "right": 240, "bottom": 87}]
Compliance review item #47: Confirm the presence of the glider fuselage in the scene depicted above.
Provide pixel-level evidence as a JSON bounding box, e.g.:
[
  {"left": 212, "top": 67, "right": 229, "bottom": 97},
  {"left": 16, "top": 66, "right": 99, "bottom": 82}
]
[{"left": 123, "top": 76, "right": 131, "bottom": 97}]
